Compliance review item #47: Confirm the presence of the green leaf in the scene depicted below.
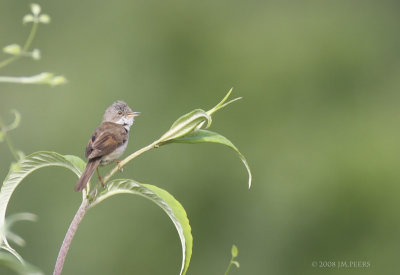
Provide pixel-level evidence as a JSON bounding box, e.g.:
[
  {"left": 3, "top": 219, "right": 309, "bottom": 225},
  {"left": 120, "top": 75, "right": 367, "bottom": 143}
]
[
  {"left": 158, "top": 109, "right": 211, "bottom": 143},
  {"left": 231, "top": 260, "right": 240, "bottom": 268},
  {"left": 0, "top": 73, "right": 67, "bottom": 86},
  {"left": 3, "top": 44, "right": 21, "bottom": 56},
  {"left": 3, "top": 213, "right": 37, "bottom": 247},
  {"left": 168, "top": 129, "right": 252, "bottom": 188},
  {"left": 231, "top": 244, "right": 238, "bottom": 258},
  {"left": 0, "top": 252, "right": 43, "bottom": 275},
  {"left": 0, "top": 151, "right": 85, "bottom": 258},
  {"left": 64, "top": 155, "right": 86, "bottom": 172},
  {"left": 23, "top": 14, "right": 35, "bottom": 24},
  {"left": 91, "top": 179, "right": 193, "bottom": 275},
  {"left": 206, "top": 88, "right": 242, "bottom": 116},
  {"left": 38, "top": 14, "right": 50, "bottom": 24}
]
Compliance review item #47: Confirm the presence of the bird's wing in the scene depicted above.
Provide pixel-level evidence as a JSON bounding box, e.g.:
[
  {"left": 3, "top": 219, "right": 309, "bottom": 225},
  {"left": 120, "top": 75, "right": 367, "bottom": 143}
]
[{"left": 85, "top": 122, "right": 127, "bottom": 159}]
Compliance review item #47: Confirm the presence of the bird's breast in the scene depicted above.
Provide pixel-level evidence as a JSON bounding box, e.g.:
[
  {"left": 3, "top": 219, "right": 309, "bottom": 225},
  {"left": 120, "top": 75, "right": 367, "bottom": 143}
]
[{"left": 100, "top": 140, "right": 128, "bottom": 165}]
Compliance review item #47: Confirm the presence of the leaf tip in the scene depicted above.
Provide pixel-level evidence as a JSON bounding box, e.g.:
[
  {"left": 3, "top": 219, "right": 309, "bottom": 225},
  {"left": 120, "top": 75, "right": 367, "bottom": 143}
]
[
  {"left": 248, "top": 172, "right": 252, "bottom": 189},
  {"left": 231, "top": 244, "right": 238, "bottom": 257},
  {"left": 232, "top": 260, "right": 240, "bottom": 268}
]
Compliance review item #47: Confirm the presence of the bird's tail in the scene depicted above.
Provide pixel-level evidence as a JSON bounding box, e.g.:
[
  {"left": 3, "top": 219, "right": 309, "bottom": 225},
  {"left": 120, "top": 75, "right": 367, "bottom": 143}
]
[{"left": 74, "top": 158, "right": 101, "bottom": 192}]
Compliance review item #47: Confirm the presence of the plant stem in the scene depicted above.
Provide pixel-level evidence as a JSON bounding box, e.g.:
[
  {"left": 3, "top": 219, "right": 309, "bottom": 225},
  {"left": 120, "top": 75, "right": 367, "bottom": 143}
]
[
  {"left": 224, "top": 262, "right": 233, "bottom": 275},
  {"left": 53, "top": 141, "right": 159, "bottom": 274},
  {"left": 0, "top": 74, "right": 48, "bottom": 84},
  {"left": 0, "top": 21, "right": 38, "bottom": 70},
  {"left": 4, "top": 135, "right": 19, "bottom": 161},
  {"left": 53, "top": 197, "right": 90, "bottom": 275},
  {"left": 23, "top": 22, "right": 38, "bottom": 51},
  {"left": 102, "top": 140, "right": 159, "bottom": 183},
  {"left": 0, "top": 118, "right": 19, "bottom": 161},
  {"left": 0, "top": 56, "right": 19, "bottom": 70}
]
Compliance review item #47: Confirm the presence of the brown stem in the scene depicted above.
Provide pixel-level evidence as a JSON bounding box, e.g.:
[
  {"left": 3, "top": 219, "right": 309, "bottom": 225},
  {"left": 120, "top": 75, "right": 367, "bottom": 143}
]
[
  {"left": 53, "top": 197, "right": 90, "bottom": 275},
  {"left": 53, "top": 141, "right": 159, "bottom": 274}
]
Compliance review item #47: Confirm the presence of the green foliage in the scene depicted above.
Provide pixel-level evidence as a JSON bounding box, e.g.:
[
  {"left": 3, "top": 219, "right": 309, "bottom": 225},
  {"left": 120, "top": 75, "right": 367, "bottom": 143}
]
[
  {"left": 168, "top": 129, "right": 252, "bottom": 188},
  {"left": 158, "top": 88, "right": 240, "bottom": 144},
  {"left": 0, "top": 110, "right": 24, "bottom": 164},
  {"left": 0, "top": 252, "right": 42, "bottom": 275},
  {"left": 92, "top": 179, "right": 192, "bottom": 275},
  {"left": 0, "top": 152, "right": 84, "bottom": 260},
  {"left": 0, "top": 152, "right": 193, "bottom": 275},
  {"left": 159, "top": 109, "right": 212, "bottom": 142},
  {"left": 0, "top": 3, "right": 66, "bottom": 85},
  {"left": 225, "top": 244, "right": 240, "bottom": 275},
  {"left": 0, "top": 90, "right": 250, "bottom": 274},
  {"left": 231, "top": 244, "right": 238, "bottom": 258},
  {"left": 3, "top": 213, "right": 37, "bottom": 247},
  {"left": 0, "top": 213, "right": 41, "bottom": 274}
]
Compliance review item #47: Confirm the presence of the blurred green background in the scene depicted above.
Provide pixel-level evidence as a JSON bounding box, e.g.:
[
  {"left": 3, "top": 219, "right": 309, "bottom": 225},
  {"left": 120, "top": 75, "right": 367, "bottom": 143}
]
[{"left": 1, "top": 0, "right": 400, "bottom": 274}]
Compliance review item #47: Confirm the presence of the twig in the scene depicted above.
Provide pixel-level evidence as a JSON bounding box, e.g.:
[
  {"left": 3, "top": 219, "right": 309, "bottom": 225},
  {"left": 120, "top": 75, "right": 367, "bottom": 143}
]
[
  {"left": 102, "top": 141, "right": 158, "bottom": 183},
  {"left": 53, "top": 197, "right": 90, "bottom": 275},
  {"left": 0, "top": 21, "right": 38, "bottom": 70},
  {"left": 0, "top": 117, "right": 19, "bottom": 161},
  {"left": 52, "top": 141, "right": 159, "bottom": 274}
]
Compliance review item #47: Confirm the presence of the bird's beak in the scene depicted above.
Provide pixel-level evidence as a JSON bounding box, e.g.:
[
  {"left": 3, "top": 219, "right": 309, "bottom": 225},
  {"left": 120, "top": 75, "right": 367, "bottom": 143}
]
[{"left": 126, "top": 111, "right": 140, "bottom": 118}]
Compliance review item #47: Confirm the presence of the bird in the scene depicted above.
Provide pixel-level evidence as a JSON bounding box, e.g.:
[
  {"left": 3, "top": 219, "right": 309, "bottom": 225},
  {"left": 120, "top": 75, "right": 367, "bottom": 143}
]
[{"left": 74, "top": 101, "right": 140, "bottom": 192}]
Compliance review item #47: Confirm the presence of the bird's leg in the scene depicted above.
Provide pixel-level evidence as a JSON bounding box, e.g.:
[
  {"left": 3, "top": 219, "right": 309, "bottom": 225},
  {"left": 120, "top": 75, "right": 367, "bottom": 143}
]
[
  {"left": 97, "top": 167, "right": 105, "bottom": 187},
  {"left": 116, "top": 160, "right": 123, "bottom": 172}
]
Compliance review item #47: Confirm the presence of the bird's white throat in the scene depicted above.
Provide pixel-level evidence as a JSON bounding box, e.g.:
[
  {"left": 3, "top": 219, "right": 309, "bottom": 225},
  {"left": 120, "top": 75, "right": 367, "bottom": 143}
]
[{"left": 115, "top": 116, "right": 134, "bottom": 130}]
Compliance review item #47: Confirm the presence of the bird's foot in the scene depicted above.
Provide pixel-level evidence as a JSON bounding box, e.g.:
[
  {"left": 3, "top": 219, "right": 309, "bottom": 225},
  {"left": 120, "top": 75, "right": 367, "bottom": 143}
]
[{"left": 116, "top": 160, "right": 123, "bottom": 172}]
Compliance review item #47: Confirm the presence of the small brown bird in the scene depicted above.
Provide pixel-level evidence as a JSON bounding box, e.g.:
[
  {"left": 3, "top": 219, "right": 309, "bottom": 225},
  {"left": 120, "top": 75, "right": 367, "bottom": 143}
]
[{"left": 74, "top": 101, "right": 140, "bottom": 192}]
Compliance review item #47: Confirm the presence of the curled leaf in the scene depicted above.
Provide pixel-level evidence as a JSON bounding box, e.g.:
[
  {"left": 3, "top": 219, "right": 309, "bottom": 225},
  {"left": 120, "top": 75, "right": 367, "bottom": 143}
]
[
  {"left": 0, "top": 152, "right": 85, "bottom": 257},
  {"left": 158, "top": 109, "right": 211, "bottom": 143},
  {"left": 1, "top": 110, "right": 21, "bottom": 133},
  {"left": 91, "top": 179, "right": 193, "bottom": 275},
  {"left": 2, "top": 213, "right": 37, "bottom": 247},
  {"left": 168, "top": 129, "right": 252, "bottom": 188}
]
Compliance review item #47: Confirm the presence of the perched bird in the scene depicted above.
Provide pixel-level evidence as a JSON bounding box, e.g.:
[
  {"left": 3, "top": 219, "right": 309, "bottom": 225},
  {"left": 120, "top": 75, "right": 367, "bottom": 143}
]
[{"left": 74, "top": 101, "right": 140, "bottom": 192}]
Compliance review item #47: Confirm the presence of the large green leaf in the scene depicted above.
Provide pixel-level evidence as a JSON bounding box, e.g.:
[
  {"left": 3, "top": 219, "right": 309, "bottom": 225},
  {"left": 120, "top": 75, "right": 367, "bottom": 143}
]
[
  {"left": 91, "top": 179, "right": 193, "bottom": 275},
  {"left": 168, "top": 129, "right": 252, "bottom": 188},
  {"left": 0, "top": 151, "right": 85, "bottom": 259}
]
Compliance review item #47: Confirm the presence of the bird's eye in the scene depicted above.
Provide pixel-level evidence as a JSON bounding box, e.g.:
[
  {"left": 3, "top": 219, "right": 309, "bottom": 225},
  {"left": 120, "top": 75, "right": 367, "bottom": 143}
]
[{"left": 118, "top": 111, "right": 123, "bottom": 115}]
